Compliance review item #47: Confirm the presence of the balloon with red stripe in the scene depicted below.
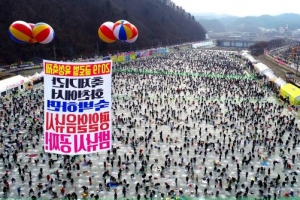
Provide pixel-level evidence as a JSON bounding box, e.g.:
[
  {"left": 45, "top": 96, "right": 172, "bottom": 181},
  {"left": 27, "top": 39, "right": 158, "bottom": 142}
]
[
  {"left": 98, "top": 21, "right": 116, "bottom": 43},
  {"left": 28, "top": 23, "right": 37, "bottom": 43},
  {"left": 8, "top": 21, "right": 33, "bottom": 43},
  {"left": 32, "top": 22, "right": 55, "bottom": 44},
  {"left": 113, "top": 20, "right": 134, "bottom": 41},
  {"left": 28, "top": 23, "right": 35, "bottom": 30},
  {"left": 125, "top": 24, "right": 138, "bottom": 43}
]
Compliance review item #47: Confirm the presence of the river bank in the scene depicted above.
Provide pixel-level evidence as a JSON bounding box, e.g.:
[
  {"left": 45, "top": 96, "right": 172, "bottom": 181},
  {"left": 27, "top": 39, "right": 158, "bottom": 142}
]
[{"left": 16, "top": 68, "right": 43, "bottom": 76}]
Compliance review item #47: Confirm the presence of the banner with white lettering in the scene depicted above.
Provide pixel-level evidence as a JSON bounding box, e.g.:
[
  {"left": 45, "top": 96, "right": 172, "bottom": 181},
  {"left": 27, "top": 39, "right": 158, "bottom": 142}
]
[{"left": 43, "top": 60, "right": 112, "bottom": 155}]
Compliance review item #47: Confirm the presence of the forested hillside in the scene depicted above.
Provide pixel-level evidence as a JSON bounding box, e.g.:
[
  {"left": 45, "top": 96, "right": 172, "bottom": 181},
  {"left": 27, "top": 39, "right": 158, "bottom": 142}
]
[{"left": 0, "top": 0, "right": 206, "bottom": 64}]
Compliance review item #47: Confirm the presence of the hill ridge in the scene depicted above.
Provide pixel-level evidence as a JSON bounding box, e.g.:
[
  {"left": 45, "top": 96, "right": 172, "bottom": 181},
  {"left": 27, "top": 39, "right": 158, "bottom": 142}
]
[{"left": 0, "top": 0, "right": 206, "bottom": 64}]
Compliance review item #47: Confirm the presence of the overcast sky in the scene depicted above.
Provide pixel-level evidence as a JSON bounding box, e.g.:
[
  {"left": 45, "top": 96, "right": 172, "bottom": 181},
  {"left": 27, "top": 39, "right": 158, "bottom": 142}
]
[{"left": 171, "top": 0, "right": 300, "bottom": 17}]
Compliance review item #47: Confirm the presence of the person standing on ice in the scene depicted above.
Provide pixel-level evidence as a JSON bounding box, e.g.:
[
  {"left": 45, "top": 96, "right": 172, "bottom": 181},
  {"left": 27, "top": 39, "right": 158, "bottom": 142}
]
[
  {"left": 60, "top": 187, "right": 65, "bottom": 196},
  {"left": 17, "top": 187, "right": 21, "bottom": 196},
  {"left": 122, "top": 186, "right": 126, "bottom": 198},
  {"left": 114, "top": 190, "right": 117, "bottom": 200}
]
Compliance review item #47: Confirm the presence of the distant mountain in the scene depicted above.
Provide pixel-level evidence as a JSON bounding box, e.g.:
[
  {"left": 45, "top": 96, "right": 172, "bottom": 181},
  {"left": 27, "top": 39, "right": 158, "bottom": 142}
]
[
  {"left": 0, "top": 0, "right": 206, "bottom": 64},
  {"left": 196, "top": 13, "right": 300, "bottom": 33},
  {"left": 273, "top": 13, "right": 300, "bottom": 30},
  {"left": 196, "top": 19, "right": 226, "bottom": 33},
  {"left": 194, "top": 14, "right": 237, "bottom": 33},
  {"left": 194, "top": 13, "right": 234, "bottom": 20}
]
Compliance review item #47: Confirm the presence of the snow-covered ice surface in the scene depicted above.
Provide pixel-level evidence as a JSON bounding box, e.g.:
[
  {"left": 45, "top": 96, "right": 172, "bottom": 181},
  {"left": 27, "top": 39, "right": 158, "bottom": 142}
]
[{"left": 0, "top": 49, "right": 300, "bottom": 200}]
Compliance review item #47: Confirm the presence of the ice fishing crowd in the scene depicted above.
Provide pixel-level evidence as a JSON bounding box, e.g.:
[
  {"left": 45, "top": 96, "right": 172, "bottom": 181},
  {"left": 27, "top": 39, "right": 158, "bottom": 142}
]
[{"left": 0, "top": 49, "right": 299, "bottom": 200}]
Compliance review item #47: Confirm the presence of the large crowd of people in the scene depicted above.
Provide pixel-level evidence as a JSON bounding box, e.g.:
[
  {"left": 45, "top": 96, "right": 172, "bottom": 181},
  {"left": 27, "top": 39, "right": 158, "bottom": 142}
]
[{"left": 0, "top": 49, "right": 299, "bottom": 199}]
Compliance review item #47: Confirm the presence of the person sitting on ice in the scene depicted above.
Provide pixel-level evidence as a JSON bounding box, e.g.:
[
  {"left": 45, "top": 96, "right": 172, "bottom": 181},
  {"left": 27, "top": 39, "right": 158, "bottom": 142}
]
[
  {"left": 214, "top": 160, "right": 221, "bottom": 166},
  {"left": 290, "top": 190, "right": 294, "bottom": 197},
  {"left": 81, "top": 186, "right": 88, "bottom": 193},
  {"left": 87, "top": 160, "right": 92, "bottom": 166},
  {"left": 81, "top": 192, "right": 88, "bottom": 199},
  {"left": 284, "top": 192, "right": 290, "bottom": 197},
  {"left": 98, "top": 183, "right": 103, "bottom": 192}
]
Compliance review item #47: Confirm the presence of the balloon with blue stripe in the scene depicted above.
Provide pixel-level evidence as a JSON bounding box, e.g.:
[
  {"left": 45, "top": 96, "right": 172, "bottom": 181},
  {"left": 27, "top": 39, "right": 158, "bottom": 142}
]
[
  {"left": 8, "top": 21, "right": 33, "bottom": 43},
  {"left": 8, "top": 30, "right": 26, "bottom": 44},
  {"left": 113, "top": 20, "right": 134, "bottom": 41}
]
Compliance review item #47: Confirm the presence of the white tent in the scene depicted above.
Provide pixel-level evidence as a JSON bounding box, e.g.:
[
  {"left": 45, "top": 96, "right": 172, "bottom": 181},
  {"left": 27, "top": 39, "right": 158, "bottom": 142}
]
[
  {"left": 32, "top": 72, "right": 43, "bottom": 78},
  {"left": 262, "top": 70, "right": 276, "bottom": 80},
  {"left": 253, "top": 62, "right": 273, "bottom": 75},
  {"left": 241, "top": 51, "right": 250, "bottom": 58},
  {"left": 274, "top": 77, "right": 287, "bottom": 88},
  {"left": 244, "top": 54, "right": 258, "bottom": 64},
  {"left": 23, "top": 76, "right": 31, "bottom": 83},
  {"left": 33, "top": 72, "right": 40, "bottom": 77},
  {"left": 0, "top": 75, "right": 26, "bottom": 94},
  {"left": 192, "top": 40, "right": 215, "bottom": 48}
]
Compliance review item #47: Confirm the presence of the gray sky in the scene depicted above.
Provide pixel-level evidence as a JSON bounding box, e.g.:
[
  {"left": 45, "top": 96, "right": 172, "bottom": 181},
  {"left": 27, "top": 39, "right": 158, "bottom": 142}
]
[{"left": 171, "top": 0, "right": 300, "bottom": 17}]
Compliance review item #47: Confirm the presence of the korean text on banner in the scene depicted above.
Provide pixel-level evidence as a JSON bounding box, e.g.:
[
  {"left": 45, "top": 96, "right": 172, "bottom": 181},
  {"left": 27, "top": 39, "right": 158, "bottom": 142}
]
[{"left": 43, "top": 60, "right": 112, "bottom": 155}]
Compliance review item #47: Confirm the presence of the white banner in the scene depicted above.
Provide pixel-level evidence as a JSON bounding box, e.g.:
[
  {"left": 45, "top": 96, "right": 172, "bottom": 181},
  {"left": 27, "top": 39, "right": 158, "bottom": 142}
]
[{"left": 43, "top": 60, "right": 112, "bottom": 155}]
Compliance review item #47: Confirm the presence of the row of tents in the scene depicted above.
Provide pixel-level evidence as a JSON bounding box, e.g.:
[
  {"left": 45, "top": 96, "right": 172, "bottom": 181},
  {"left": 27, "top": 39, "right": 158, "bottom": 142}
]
[
  {"left": 241, "top": 50, "right": 300, "bottom": 106},
  {"left": 0, "top": 72, "right": 43, "bottom": 97}
]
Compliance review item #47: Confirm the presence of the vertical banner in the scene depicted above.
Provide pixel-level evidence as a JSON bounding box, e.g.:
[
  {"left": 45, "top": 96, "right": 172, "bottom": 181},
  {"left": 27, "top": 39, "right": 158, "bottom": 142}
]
[
  {"left": 135, "top": 51, "right": 141, "bottom": 59},
  {"left": 129, "top": 52, "right": 136, "bottom": 60},
  {"left": 43, "top": 60, "right": 112, "bottom": 155},
  {"left": 125, "top": 53, "right": 130, "bottom": 61},
  {"left": 111, "top": 55, "right": 118, "bottom": 63},
  {"left": 117, "top": 54, "right": 125, "bottom": 62}
]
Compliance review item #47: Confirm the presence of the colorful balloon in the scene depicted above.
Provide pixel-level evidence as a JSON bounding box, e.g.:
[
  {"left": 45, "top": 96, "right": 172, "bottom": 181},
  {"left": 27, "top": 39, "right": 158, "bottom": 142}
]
[
  {"left": 28, "top": 23, "right": 35, "bottom": 30},
  {"left": 125, "top": 24, "right": 138, "bottom": 43},
  {"left": 113, "top": 20, "right": 134, "bottom": 41},
  {"left": 98, "top": 21, "right": 116, "bottom": 43},
  {"left": 28, "top": 38, "right": 37, "bottom": 44},
  {"left": 8, "top": 21, "right": 33, "bottom": 43},
  {"left": 8, "top": 30, "right": 25, "bottom": 44},
  {"left": 28, "top": 23, "right": 37, "bottom": 43},
  {"left": 32, "top": 22, "right": 55, "bottom": 44}
]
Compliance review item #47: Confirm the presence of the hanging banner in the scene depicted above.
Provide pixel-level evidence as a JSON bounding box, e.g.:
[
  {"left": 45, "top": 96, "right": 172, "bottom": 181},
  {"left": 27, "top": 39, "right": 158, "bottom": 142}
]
[
  {"left": 110, "top": 55, "right": 118, "bottom": 63},
  {"left": 125, "top": 53, "right": 130, "bottom": 62},
  {"left": 43, "top": 60, "right": 112, "bottom": 155},
  {"left": 108, "top": 47, "right": 167, "bottom": 63},
  {"left": 129, "top": 52, "right": 136, "bottom": 60},
  {"left": 117, "top": 54, "right": 125, "bottom": 62}
]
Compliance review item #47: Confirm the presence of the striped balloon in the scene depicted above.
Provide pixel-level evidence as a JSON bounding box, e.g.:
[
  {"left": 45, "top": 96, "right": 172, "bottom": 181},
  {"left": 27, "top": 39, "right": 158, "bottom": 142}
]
[
  {"left": 32, "top": 23, "right": 55, "bottom": 44},
  {"left": 113, "top": 20, "right": 134, "bottom": 41},
  {"left": 125, "top": 24, "right": 138, "bottom": 43},
  {"left": 28, "top": 23, "right": 35, "bottom": 30},
  {"left": 8, "top": 21, "right": 33, "bottom": 43},
  {"left": 28, "top": 23, "right": 37, "bottom": 43},
  {"left": 8, "top": 30, "right": 25, "bottom": 44},
  {"left": 98, "top": 21, "right": 116, "bottom": 43}
]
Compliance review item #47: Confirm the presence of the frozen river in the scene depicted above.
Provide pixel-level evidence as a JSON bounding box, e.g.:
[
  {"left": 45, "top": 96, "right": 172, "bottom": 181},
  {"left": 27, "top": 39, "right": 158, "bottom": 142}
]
[{"left": 0, "top": 49, "right": 299, "bottom": 199}]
